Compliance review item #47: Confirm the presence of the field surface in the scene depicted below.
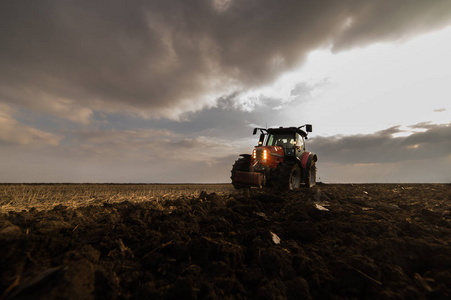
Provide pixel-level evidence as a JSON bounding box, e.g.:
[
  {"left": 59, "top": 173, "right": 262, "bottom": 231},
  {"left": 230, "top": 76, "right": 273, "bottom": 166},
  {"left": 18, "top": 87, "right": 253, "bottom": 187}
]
[{"left": 1, "top": 183, "right": 450, "bottom": 299}]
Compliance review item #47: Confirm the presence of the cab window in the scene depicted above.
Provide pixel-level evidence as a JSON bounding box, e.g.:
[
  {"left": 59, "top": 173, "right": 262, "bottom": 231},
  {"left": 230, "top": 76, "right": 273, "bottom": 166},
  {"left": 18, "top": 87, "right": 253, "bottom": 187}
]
[
  {"left": 267, "top": 134, "right": 295, "bottom": 147},
  {"left": 296, "top": 134, "right": 304, "bottom": 148}
]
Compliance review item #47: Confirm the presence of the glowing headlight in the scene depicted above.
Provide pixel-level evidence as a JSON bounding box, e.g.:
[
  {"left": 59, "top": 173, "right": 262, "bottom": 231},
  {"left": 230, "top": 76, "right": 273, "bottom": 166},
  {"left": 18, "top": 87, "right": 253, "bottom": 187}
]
[
  {"left": 253, "top": 149, "right": 256, "bottom": 159},
  {"left": 263, "top": 149, "right": 267, "bottom": 159}
]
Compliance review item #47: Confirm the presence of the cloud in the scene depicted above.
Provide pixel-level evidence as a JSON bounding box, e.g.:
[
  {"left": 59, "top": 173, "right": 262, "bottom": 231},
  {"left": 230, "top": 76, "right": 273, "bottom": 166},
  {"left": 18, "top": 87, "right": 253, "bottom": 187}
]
[
  {"left": 0, "top": 106, "right": 62, "bottom": 146},
  {"left": 304, "top": 122, "right": 451, "bottom": 183},
  {"left": 319, "top": 157, "right": 450, "bottom": 183},
  {"left": 70, "top": 127, "right": 244, "bottom": 166},
  {"left": 407, "top": 122, "right": 436, "bottom": 130},
  {"left": 1, "top": 86, "right": 94, "bottom": 124},
  {"left": 1, "top": 0, "right": 450, "bottom": 121},
  {"left": 0, "top": 120, "right": 448, "bottom": 183},
  {"left": 310, "top": 122, "right": 451, "bottom": 165},
  {"left": 75, "top": 128, "right": 176, "bottom": 145},
  {"left": 331, "top": 0, "right": 451, "bottom": 51},
  {"left": 290, "top": 79, "right": 329, "bottom": 100}
]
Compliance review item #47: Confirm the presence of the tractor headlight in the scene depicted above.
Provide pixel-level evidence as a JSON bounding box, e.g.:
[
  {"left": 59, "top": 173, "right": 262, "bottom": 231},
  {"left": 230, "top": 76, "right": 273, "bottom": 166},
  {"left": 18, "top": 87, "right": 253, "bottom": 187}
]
[
  {"left": 253, "top": 149, "right": 256, "bottom": 159},
  {"left": 263, "top": 149, "right": 267, "bottom": 160}
]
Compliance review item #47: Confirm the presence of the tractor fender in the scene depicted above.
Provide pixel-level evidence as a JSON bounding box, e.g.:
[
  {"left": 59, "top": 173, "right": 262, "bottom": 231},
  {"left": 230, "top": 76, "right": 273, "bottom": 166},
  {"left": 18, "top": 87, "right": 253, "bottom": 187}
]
[
  {"left": 301, "top": 152, "right": 317, "bottom": 169},
  {"left": 239, "top": 154, "right": 251, "bottom": 159}
]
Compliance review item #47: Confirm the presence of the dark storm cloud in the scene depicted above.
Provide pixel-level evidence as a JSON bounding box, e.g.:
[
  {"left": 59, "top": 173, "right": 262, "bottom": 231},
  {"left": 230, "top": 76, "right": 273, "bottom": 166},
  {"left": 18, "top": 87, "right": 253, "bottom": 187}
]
[
  {"left": 174, "top": 95, "right": 298, "bottom": 140},
  {"left": 310, "top": 123, "right": 451, "bottom": 165},
  {"left": 331, "top": 1, "right": 451, "bottom": 51},
  {"left": 1, "top": 0, "right": 451, "bottom": 121},
  {"left": 216, "top": 91, "right": 242, "bottom": 110}
]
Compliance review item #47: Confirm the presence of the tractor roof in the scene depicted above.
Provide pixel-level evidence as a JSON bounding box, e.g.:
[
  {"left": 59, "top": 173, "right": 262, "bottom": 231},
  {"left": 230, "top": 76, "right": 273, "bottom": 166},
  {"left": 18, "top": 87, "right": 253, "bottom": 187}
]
[
  {"left": 253, "top": 125, "right": 311, "bottom": 138},
  {"left": 267, "top": 127, "right": 307, "bottom": 138}
]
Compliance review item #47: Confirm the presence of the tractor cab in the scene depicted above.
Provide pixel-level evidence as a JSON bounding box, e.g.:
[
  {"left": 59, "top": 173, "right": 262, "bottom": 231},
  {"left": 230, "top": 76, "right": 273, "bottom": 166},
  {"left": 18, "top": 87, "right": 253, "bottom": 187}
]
[
  {"left": 266, "top": 131, "right": 305, "bottom": 157},
  {"left": 256, "top": 127, "right": 309, "bottom": 158}
]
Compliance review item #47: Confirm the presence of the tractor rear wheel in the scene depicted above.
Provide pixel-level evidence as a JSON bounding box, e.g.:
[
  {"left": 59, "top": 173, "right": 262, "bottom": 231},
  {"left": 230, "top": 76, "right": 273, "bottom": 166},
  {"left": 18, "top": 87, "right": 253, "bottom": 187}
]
[
  {"left": 274, "top": 161, "right": 301, "bottom": 190},
  {"left": 305, "top": 161, "right": 316, "bottom": 188},
  {"left": 231, "top": 156, "right": 251, "bottom": 189}
]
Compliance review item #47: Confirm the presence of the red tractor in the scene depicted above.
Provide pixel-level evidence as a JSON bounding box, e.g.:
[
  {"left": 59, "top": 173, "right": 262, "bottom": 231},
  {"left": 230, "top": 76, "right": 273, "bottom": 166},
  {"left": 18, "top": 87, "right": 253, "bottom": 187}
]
[{"left": 231, "top": 125, "right": 317, "bottom": 190}]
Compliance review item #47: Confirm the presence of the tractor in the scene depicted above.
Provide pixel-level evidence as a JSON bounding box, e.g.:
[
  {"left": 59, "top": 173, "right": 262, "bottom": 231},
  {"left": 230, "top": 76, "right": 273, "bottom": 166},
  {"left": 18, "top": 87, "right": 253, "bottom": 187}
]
[{"left": 231, "top": 125, "right": 317, "bottom": 190}]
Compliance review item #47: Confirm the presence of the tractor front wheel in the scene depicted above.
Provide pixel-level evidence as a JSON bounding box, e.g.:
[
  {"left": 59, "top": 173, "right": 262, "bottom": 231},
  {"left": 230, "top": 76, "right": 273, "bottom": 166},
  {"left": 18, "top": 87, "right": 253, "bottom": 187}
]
[
  {"left": 289, "top": 163, "right": 301, "bottom": 190},
  {"left": 274, "top": 161, "right": 301, "bottom": 190},
  {"left": 231, "top": 156, "right": 251, "bottom": 189},
  {"left": 305, "top": 161, "right": 316, "bottom": 188}
]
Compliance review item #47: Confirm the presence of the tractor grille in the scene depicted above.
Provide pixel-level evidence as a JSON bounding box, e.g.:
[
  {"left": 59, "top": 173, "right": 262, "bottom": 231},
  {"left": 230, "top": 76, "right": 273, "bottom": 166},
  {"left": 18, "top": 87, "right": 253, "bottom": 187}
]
[{"left": 255, "top": 149, "right": 264, "bottom": 160}]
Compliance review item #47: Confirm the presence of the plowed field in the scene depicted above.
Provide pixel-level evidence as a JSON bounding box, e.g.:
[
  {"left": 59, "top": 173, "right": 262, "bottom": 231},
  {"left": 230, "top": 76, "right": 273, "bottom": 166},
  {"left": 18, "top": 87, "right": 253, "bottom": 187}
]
[{"left": 1, "top": 184, "right": 450, "bottom": 299}]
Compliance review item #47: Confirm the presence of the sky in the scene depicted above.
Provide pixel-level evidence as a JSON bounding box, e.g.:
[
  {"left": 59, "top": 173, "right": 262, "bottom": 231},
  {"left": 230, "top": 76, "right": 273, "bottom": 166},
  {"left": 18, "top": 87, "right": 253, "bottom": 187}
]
[{"left": 0, "top": 0, "right": 450, "bottom": 183}]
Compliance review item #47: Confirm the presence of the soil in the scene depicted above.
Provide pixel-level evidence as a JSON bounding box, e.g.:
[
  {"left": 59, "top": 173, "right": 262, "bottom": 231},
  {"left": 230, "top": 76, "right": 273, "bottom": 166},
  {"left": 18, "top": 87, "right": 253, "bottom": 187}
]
[{"left": 1, "top": 184, "right": 450, "bottom": 299}]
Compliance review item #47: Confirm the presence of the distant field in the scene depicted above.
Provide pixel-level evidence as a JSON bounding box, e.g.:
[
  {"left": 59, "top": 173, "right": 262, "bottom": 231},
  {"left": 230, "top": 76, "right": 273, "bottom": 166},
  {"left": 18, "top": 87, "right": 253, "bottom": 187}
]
[{"left": 0, "top": 183, "right": 235, "bottom": 213}]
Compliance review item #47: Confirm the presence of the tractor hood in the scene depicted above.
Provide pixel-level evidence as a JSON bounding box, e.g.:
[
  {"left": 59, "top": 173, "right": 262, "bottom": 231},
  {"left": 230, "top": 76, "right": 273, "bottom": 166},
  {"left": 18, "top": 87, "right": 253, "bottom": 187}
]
[
  {"left": 254, "top": 146, "right": 284, "bottom": 157},
  {"left": 251, "top": 146, "right": 284, "bottom": 168}
]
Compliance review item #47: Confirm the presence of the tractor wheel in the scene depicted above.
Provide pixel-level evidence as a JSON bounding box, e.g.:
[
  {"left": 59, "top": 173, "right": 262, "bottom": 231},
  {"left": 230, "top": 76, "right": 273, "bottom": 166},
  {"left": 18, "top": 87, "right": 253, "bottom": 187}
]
[
  {"left": 305, "top": 161, "right": 316, "bottom": 188},
  {"left": 274, "top": 161, "right": 301, "bottom": 190},
  {"left": 231, "top": 156, "right": 251, "bottom": 189}
]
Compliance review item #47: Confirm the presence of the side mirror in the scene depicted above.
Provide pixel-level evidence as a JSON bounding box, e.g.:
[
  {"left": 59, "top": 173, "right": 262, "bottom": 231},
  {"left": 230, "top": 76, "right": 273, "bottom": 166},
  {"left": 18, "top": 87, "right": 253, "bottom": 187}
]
[
  {"left": 306, "top": 124, "right": 312, "bottom": 132},
  {"left": 253, "top": 128, "right": 258, "bottom": 135}
]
